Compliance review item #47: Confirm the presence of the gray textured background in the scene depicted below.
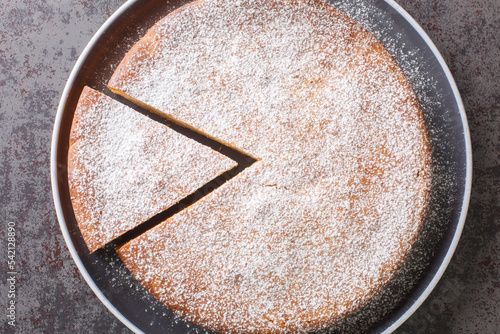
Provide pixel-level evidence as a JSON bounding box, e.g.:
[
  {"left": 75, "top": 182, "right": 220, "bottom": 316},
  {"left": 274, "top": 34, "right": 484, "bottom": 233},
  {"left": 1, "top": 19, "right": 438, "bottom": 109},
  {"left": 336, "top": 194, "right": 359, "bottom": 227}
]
[{"left": 1, "top": 0, "right": 498, "bottom": 333}]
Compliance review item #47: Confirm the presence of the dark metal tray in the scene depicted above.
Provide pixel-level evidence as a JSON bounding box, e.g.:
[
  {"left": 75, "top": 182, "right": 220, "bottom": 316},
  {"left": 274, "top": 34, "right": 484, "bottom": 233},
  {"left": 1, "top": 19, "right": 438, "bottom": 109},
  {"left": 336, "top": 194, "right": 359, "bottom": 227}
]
[{"left": 51, "top": 0, "right": 472, "bottom": 332}]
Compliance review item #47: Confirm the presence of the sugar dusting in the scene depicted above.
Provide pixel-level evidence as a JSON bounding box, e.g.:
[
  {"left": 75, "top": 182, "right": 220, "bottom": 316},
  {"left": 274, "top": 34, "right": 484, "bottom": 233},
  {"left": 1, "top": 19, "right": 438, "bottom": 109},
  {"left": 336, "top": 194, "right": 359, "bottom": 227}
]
[
  {"left": 110, "top": 0, "right": 433, "bottom": 332},
  {"left": 68, "top": 87, "right": 236, "bottom": 252}
]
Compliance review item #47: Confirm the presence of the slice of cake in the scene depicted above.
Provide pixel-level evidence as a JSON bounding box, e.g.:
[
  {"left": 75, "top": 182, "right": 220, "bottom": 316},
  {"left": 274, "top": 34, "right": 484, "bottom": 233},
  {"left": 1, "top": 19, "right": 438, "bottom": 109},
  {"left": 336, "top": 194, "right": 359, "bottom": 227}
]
[{"left": 68, "top": 87, "right": 236, "bottom": 252}]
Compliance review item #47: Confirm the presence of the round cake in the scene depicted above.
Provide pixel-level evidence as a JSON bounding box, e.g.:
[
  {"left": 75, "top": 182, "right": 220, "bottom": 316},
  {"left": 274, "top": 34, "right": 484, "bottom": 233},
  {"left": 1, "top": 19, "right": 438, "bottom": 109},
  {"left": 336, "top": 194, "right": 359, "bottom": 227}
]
[{"left": 99, "top": 0, "right": 430, "bottom": 332}]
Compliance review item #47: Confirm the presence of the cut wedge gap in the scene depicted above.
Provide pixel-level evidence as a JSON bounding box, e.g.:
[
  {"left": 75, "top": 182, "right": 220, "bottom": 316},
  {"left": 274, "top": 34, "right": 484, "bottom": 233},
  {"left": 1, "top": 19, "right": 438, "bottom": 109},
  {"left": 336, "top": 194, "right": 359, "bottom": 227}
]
[{"left": 107, "top": 87, "right": 260, "bottom": 162}]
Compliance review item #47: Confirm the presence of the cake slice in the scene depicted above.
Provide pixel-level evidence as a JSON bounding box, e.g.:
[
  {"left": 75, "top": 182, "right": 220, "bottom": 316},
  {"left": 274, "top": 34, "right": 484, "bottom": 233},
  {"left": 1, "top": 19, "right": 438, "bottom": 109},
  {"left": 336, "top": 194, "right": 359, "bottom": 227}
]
[{"left": 67, "top": 87, "right": 236, "bottom": 253}]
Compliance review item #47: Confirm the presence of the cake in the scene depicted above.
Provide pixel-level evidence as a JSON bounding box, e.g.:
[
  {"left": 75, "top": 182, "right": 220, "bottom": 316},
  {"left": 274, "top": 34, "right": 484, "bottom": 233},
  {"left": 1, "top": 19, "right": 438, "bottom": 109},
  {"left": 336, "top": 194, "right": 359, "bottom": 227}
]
[
  {"left": 67, "top": 86, "right": 236, "bottom": 252},
  {"left": 72, "top": 0, "right": 431, "bottom": 332}
]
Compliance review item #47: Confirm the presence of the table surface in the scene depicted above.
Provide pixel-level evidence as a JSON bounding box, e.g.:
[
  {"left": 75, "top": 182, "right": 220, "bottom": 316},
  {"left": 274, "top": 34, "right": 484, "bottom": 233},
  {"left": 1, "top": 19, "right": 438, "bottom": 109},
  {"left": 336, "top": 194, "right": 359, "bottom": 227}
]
[{"left": 1, "top": 0, "right": 498, "bottom": 333}]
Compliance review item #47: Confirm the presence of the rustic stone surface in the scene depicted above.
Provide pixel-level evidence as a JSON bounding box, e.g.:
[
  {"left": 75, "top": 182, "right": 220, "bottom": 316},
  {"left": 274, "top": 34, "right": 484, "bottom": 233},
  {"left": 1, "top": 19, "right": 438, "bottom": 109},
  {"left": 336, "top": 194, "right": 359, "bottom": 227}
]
[{"left": 0, "top": 0, "right": 498, "bottom": 333}]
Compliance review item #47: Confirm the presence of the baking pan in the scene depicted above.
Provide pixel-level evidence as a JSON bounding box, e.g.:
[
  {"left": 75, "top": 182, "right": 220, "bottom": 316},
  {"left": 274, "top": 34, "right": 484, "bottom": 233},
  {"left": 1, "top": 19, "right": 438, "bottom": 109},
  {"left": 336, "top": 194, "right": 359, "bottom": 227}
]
[{"left": 51, "top": 0, "right": 472, "bottom": 333}]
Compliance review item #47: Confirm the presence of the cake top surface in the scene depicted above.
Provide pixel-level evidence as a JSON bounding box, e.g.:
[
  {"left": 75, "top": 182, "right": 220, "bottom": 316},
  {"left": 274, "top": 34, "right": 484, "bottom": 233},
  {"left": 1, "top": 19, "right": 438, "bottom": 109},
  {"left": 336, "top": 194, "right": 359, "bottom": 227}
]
[{"left": 109, "top": 0, "right": 432, "bottom": 332}]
